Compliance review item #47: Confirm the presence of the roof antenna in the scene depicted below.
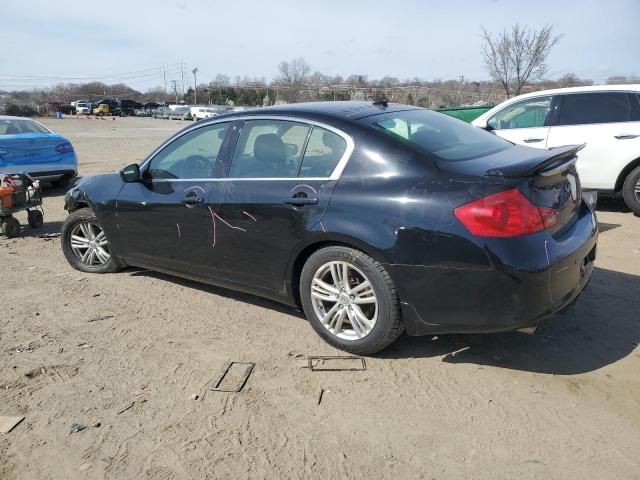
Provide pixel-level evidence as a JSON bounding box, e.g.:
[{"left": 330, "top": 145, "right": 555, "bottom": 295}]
[{"left": 372, "top": 99, "right": 389, "bottom": 108}]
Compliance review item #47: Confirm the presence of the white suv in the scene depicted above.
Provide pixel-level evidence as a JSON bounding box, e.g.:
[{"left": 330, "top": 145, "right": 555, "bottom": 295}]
[{"left": 472, "top": 85, "right": 640, "bottom": 213}]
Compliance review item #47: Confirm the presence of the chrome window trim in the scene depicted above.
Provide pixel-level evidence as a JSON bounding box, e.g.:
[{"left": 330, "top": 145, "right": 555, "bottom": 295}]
[{"left": 140, "top": 115, "right": 355, "bottom": 181}]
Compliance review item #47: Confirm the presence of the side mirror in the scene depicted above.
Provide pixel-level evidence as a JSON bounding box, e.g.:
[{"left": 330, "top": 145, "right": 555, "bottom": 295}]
[
  {"left": 284, "top": 143, "right": 299, "bottom": 157},
  {"left": 120, "top": 163, "right": 140, "bottom": 182}
]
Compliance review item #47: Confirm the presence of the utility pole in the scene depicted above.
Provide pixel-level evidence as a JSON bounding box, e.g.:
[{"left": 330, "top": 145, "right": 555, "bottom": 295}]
[
  {"left": 180, "top": 62, "right": 185, "bottom": 98},
  {"left": 458, "top": 74, "right": 465, "bottom": 106},
  {"left": 162, "top": 64, "right": 167, "bottom": 96},
  {"left": 171, "top": 80, "right": 178, "bottom": 103},
  {"left": 192, "top": 67, "right": 198, "bottom": 104}
]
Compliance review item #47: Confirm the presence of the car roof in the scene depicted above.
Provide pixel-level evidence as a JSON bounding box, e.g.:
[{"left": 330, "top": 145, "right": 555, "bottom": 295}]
[
  {"left": 225, "top": 101, "right": 420, "bottom": 121},
  {"left": 502, "top": 84, "right": 640, "bottom": 101}
]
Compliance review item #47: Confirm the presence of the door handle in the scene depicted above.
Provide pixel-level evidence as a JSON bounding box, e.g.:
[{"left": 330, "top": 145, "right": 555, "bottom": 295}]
[
  {"left": 285, "top": 197, "right": 318, "bottom": 206},
  {"left": 524, "top": 137, "right": 544, "bottom": 143},
  {"left": 614, "top": 133, "right": 639, "bottom": 140},
  {"left": 181, "top": 195, "right": 204, "bottom": 206}
]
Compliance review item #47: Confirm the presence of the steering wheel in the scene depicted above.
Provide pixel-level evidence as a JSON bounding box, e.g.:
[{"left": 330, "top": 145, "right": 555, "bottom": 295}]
[{"left": 179, "top": 155, "right": 212, "bottom": 178}]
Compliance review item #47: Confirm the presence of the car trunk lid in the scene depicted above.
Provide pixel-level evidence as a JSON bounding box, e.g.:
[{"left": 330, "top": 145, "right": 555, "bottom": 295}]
[
  {"left": 0, "top": 133, "right": 69, "bottom": 165},
  {"left": 439, "top": 144, "right": 584, "bottom": 236}
]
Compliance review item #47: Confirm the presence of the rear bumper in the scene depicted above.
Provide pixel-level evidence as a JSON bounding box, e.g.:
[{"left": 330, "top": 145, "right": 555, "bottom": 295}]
[
  {"left": 388, "top": 201, "right": 598, "bottom": 336},
  {"left": 0, "top": 163, "right": 77, "bottom": 181}
]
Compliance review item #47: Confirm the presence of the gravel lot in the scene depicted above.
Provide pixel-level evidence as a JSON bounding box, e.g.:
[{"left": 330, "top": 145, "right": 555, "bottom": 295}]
[{"left": 1, "top": 117, "right": 639, "bottom": 480}]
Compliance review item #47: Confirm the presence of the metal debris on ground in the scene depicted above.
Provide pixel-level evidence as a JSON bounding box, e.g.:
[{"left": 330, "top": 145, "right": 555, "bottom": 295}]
[
  {"left": 70, "top": 423, "right": 87, "bottom": 433},
  {"left": 317, "top": 388, "right": 325, "bottom": 405},
  {"left": 307, "top": 356, "right": 367, "bottom": 372},
  {"left": 209, "top": 361, "right": 255, "bottom": 393},
  {"left": 87, "top": 315, "right": 114, "bottom": 323},
  {"left": 0, "top": 416, "right": 24, "bottom": 434},
  {"left": 37, "top": 232, "right": 61, "bottom": 240},
  {"left": 117, "top": 399, "right": 146, "bottom": 414}
]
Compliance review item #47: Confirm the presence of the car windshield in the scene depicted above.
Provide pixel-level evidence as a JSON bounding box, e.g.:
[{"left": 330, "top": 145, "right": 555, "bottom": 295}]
[
  {"left": 0, "top": 118, "right": 50, "bottom": 135},
  {"left": 369, "top": 109, "right": 511, "bottom": 161}
]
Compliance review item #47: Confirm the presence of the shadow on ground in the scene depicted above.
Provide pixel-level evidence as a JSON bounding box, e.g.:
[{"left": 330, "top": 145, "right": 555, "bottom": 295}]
[
  {"left": 126, "top": 265, "right": 639, "bottom": 375},
  {"left": 128, "top": 268, "right": 305, "bottom": 318},
  {"left": 381, "top": 267, "right": 640, "bottom": 375}
]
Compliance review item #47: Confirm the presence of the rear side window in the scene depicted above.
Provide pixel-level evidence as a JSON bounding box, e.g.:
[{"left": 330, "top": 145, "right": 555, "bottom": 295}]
[
  {"left": 630, "top": 93, "right": 640, "bottom": 121},
  {"left": 556, "top": 92, "right": 632, "bottom": 126},
  {"left": 299, "top": 127, "right": 346, "bottom": 177},
  {"left": 369, "top": 109, "right": 511, "bottom": 161}
]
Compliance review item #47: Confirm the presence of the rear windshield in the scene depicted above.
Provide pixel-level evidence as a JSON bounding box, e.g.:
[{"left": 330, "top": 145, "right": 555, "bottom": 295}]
[
  {"left": 368, "top": 109, "right": 511, "bottom": 161},
  {"left": 0, "top": 119, "right": 50, "bottom": 135}
]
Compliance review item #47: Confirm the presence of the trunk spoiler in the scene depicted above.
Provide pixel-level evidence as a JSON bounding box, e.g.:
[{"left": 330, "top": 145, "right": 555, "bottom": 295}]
[{"left": 485, "top": 144, "right": 585, "bottom": 178}]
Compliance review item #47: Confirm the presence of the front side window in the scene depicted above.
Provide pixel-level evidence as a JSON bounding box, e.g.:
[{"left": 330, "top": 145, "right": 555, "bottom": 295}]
[
  {"left": 370, "top": 109, "right": 511, "bottom": 161},
  {"left": 556, "top": 92, "right": 632, "bottom": 126},
  {"left": 488, "top": 96, "right": 552, "bottom": 130},
  {"left": 229, "top": 120, "right": 310, "bottom": 178},
  {"left": 146, "top": 123, "right": 230, "bottom": 179}
]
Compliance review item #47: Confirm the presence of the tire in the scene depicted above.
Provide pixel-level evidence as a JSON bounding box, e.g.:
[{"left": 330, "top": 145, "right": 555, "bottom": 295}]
[
  {"left": 61, "top": 207, "right": 124, "bottom": 273},
  {"left": 299, "top": 246, "right": 403, "bottom": 355},
  {"left": 27, "top": 210, "right": 43, "bottom": 228},
  {"left": 1, "top": 216, "right": 21, "bottom": 238},
  {"left": 622, "top": 165, "right": 640, "bottom": 215}
]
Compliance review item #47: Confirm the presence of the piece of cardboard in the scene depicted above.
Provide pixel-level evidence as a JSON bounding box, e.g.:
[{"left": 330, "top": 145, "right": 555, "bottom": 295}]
[{"left": 0, "top": 416, "right": 24, "bottom": 434}]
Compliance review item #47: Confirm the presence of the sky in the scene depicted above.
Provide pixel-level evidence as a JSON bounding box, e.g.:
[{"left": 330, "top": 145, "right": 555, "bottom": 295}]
[{"left": 1, "top": 0, "right": 639, "bottom": 91}]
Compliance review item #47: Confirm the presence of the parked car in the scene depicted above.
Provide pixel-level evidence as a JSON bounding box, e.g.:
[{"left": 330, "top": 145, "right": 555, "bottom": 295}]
[
  {"left": 170, "top": 106, "right": 192, "bottom": 121},
  {"left": 472, "top": 85, "right": 640, "bottom": 213},
  {"left": 60, "top": 101, "right": 597, "bottom": 354},
  {"left": 152, "top": 107, "right": 169, "bottom": 119},
  {"left": 0, "top": 116, "right": 77, "bottom": 187},
  {"left": 191, "top": 107, "right": 217, "bottom": 121}
]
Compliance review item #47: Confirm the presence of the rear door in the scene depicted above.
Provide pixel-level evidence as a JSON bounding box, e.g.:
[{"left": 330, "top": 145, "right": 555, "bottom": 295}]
[
  {"left": 207, "top": 117, "right": 351, "bottom": 290},
  {"left": 546, "top": 91, "right": 640, "bottom": 190},
  {"left": 486, "top": 95, "right": 554, "bottom": 149},
  {"left": 114, "top": 121, "right": 233, "bottom": 275}
]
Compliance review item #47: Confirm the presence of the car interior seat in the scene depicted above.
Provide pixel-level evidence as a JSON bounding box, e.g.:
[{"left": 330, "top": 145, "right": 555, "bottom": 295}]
[{"left": 254, "top": 133, "right": 289, "bottom": 177}]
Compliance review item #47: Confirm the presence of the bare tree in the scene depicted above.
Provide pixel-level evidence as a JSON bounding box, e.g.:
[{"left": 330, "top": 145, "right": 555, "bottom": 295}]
[
  {"left": 481, "top": 24, "right": 563, "bottom": 98},
  {"left": 276, "top": 56, "right": 311, "bottom": 102}
]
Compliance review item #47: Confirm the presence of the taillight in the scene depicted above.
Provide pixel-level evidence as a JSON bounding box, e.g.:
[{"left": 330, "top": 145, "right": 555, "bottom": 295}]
[
  {"left": 55, "top": 143, "right": 74, "bottom": 153},
  {"left": 454, "top": 188, "right": 557, "bottom": 237}
]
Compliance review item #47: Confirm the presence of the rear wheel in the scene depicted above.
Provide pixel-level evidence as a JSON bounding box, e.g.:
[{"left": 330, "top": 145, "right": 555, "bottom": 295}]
[
  {"left": 300, "top": 246, "right": 403, "bottom": 355},
  {"left": 27, "top": 210, "right": 43, "bottom": 228},
  {"left": 1, "top": 216, "right": 20, "bottom": 238},
  {"left": 622, "top": 165, "right": 640, "bottom": 215},
  {"left": 61, "top": 208, "right": 124, "bottom": 273}
]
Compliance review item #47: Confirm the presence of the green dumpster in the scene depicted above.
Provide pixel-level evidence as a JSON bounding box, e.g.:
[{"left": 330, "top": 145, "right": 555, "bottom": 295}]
[{"left": 435, "top": 105, "right": 494, "bottom": 123}]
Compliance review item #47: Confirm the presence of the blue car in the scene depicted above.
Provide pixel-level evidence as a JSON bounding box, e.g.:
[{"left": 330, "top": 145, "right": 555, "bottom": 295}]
[{"left": 0, "top": 116, "right": 78, "bottom": 187}]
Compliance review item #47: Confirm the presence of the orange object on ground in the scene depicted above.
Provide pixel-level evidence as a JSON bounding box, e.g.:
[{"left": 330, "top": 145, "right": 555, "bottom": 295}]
[{"left": 0, "top": 186, "right": 15, "bottom": 208}]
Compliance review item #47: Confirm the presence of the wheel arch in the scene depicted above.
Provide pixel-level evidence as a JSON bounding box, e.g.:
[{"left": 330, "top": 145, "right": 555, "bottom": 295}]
[
  {"left": 614, "top": 156, "right": 640, "bottom": 193},
  {"left": 286, "top": 235, "right": 390, "bottom": 308}
]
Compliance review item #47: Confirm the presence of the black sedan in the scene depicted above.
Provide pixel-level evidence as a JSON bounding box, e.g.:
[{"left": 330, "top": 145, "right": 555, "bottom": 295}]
[{"left": 61, "top": 101, "right": 597, "bottom": 354}]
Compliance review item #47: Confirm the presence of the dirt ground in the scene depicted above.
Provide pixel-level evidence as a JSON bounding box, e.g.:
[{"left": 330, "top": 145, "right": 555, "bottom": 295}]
[{"left": 1, "top": 116, "right": 639, "bottom": 480}]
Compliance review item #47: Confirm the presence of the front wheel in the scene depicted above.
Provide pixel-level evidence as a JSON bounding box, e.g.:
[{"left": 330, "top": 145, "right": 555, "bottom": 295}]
[
  {"left": 61, "top": 208, "right": 124, "bottom": 273},
  {"left": 622, "top": 165, "right": 640, "bottom": 215},
  {"left": 300, "top": 246, "right": 403, "bottom": 355}
]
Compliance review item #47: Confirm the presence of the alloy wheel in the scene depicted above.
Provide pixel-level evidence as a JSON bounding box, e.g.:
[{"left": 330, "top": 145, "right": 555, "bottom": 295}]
[
  {"left": 635, "top": 179, "right": 640, "bottom": 202},
  {"left": 310, "top": 261, "right": 378, "bottom": 340},
  {"left": 69, "top": 221, "right": 111, "bottom": 266}
]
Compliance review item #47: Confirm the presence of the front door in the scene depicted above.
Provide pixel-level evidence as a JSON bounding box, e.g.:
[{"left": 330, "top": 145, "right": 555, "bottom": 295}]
[
  {"left": 208, "top": 118, "right": 350, "bottom": 291},
  {"left": 114, "top": 121, "right": 232, "bottom": 275},
  {"left": 487, "top": 95, "right": 554, "bottom": 149}
]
